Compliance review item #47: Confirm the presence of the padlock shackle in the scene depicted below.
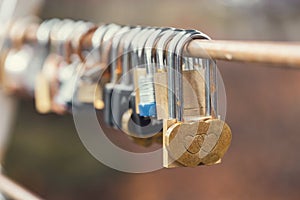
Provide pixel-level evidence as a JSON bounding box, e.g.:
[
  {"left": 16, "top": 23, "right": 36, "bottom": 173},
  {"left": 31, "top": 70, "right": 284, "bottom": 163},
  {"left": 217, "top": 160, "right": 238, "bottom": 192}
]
[
  {"left": 109, "top": 26, "right": 131, "bottom": 83},
  {"left": 120, "top": 27, "right": 142, "bottom": 85},
  {"left": 155, "top": 29, "right": 180, "bottom": 71},
  {"left": 130, "top": 27, "right": 151, "bottom": 70},
  {"left": 166, "top": 30, "right": 210, "bottom": 120},
  {"left": 144, "top": 28, "right": 168, "bottom": 75}
]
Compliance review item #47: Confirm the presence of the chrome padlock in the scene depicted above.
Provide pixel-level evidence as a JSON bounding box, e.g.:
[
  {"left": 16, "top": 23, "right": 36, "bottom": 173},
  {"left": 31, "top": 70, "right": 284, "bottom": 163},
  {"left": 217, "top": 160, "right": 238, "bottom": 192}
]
[
  {"left": 121, "top": 28, "right": 163, "bottom": 138},
  {"left": 34, "top": 19, "right": 63, "bottom": 114},
  {"left": 79, "top": 24, "right": 122, "bottom": 109},
  {"left": 52, "top": 20, "right": 90, "bottom": 112},
  {"left": 110, "top": 27, "right": 146, "bottom": 129},
  {"left": 103, "top": 27, "right": 140, "bottom": 127},
  {"left": 76, "top": 22, "right": 122, "bottom": 108},
  {"left": 102, "top": 25, "right": 131, "bottom": 125},
  {"left": 161, "top": 30, "right": 232, "bottom": 168}
]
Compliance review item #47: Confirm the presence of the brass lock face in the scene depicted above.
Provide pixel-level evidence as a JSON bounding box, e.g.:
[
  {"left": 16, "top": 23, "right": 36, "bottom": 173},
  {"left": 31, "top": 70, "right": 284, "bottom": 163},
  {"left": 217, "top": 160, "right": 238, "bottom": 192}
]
[{"left": 164, "top": 119, "right": 232, "bottom": 167}]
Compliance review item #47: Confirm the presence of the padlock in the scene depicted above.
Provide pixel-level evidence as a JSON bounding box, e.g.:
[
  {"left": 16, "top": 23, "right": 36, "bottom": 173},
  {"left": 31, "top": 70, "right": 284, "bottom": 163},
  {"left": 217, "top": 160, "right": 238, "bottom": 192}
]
[
  {"left": 59, "top": 21, "right": 97, "bottom": 109},
  {"left": 86, "top": 23, "right": 121, "bottom": 109},
  {"left": 159, "top": 29, "right": 231, "bottom": 167},
  {"left": 103, "top": 39, "right": 124, "bottom": 124},
  {"left": 76, "top": 24, "right": 122, "bottom": 109},
  {"left": 121, "top": 28, "right": 167, "bottom": 140},
  {"left": 103, "top": 26, "right": 140, "bottom": 126},
  {"left": 42, "top": 19, "right": 74, "bottom": 114},
  {"left": 35, "top": 53, "right": 63, "bottom": 114},
  {"left": 109, "top": 27, "right": 145, "bottom": 128},
  {"left": 136, "top": 28, "right": 168, "bottom": 118},
  {"left": 53, "top": 21, "right": 97, "bottom": 113},
  {"left": 137, "top": 28, "right": 181, "bottom": 118},
  {"left": 110, "top": 27, "right": 156, "bottom": 130},
  {"left": 45, "top": 19, "right": 77, "bottom": 113},
  {"left": 34, "top": 19, "right": 61, "bottom": 113},
  {"left": 131, "top": 28, "right": 171, "bottom": 114}
]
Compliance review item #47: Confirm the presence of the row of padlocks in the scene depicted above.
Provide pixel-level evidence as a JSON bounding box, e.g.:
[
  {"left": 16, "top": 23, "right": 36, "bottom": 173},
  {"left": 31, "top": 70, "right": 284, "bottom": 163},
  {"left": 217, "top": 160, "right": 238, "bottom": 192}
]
[{"left": 0, "top": 17, "right": 232, "bottom": 168}]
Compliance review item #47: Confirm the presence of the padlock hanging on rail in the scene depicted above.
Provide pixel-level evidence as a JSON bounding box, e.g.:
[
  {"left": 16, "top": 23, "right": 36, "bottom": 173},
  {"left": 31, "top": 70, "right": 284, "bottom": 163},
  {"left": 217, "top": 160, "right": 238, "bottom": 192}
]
[
  {"left": 76, "top": 23, "right": 122, "bottom": 110},
  {"left": 103, "top": 26, "right": 139, "bottom": 127},
  {"left": 121, "top": 27, "right": 163, "bottom": 141},
  {"left": 143, "top": 29, "right": 232, "bottom": 168},
  {"left": 109, "top": 27, "right": 142, "bottom": 129}
]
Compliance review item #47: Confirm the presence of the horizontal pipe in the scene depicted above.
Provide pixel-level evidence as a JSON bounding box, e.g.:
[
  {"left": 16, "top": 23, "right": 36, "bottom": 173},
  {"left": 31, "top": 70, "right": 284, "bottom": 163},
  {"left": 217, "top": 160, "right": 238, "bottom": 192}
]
[
  {"left": 23, "top": 23, "right": 300, "bottom": 68},
  {"left": 185, "top": 40, "right": 300, "bottom": 68}
]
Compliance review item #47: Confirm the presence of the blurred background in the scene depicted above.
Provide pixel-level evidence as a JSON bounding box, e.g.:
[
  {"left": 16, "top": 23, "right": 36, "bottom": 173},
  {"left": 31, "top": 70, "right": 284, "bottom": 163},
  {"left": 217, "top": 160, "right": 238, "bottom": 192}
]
[{"left": 2, "top": 0, "right": 300, "bottom": 199}]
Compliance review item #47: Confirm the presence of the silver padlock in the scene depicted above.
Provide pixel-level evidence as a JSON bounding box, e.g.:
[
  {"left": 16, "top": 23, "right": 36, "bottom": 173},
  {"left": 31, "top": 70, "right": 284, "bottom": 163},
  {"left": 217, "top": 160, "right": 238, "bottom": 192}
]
[
  {"left": 109, "top": 27, "right": 143, "bottom": 129},
  {"left": 123, "top": 28, "right": 165, "bottom": 138},
  {"left": 53, "top": 21, "right": 93, "bottom": 112},
  {"left": 102, "top": 25, "right": 132, "bottom": 125}
]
